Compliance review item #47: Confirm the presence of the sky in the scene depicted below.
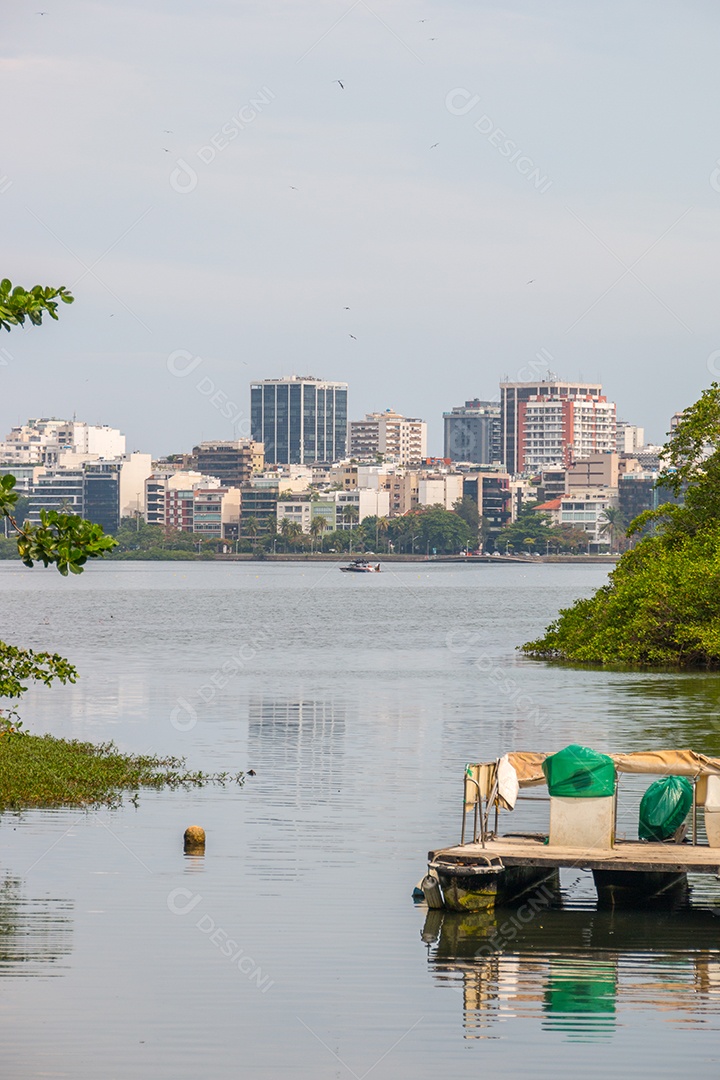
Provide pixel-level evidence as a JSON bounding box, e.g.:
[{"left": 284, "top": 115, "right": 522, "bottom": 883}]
[{"left": 2, "top": 0, "right": 720, "bottom": 456}]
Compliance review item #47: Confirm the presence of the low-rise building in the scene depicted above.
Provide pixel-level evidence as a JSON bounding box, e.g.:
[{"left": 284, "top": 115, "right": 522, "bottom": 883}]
[
  {"left": 418, "top": 474, "right": 464, "bottom": 511},
  {"left": 558, "top": 492, "right": 618, "bottom": 545},
  {"left": 240, "top": 481, "right": 279, "bottom": 535}
]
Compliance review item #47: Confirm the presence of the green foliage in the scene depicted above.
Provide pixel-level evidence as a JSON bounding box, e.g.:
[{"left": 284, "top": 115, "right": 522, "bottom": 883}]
[
  {"left": 0, "top": 474, "right": 117, "bottom": 575},
  {"left": 0, "top": 281, "right": 116, "bottom": 724},
  {"left": 523, "top": 384, "right": 720, "bottom": 667},
  {"left": 495, "top": 507, "right": 554, "bottom": 551},
  {"left": 0, "top": 735, "right": 244, "bottom": 810},
  {"left": 522, "top": 526, "right": 720, "bottom": 666},
  {"left": 453, "top": 495, "right": 480, "bottom": 534},
  {"left": 109, "top": 517, "right": 200, "bottom": 557},
  {"left": 0, "top": 279, "right": 74, "bottom": 332},
  {"left": 0, "top": 642, "right": 77, "bottom": 700}
]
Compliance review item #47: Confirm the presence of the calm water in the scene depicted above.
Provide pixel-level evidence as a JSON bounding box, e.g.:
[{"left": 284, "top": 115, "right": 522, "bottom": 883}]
[{"left": 1, "top": 560, "right": 720, "bottom": 1078}]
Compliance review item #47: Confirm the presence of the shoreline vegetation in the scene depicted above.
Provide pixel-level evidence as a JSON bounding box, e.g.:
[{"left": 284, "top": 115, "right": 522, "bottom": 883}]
[
  {"left": 523, "top": 384, "right": 720, "bottom": 669},
  {"left": 0, "top": 732, "right": 244, "bottom": 811}
]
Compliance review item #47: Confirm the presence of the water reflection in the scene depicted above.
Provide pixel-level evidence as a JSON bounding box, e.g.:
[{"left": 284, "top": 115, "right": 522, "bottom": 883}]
[
  {"left": 422, "top": 904, "right": 720, "bottom": 1040},
  {"left": 0, "top": 874, "right": 73, "bottom": 977},
  {"left": 247, "top": 695, "right": 346, "bottom": 805}
]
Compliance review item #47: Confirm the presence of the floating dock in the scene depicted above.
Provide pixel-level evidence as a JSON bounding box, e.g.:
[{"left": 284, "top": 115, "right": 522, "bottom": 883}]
[
  {"left": 431, "top": 834, "right": 720, "bottom": 875},
  {"left": 422, "top": 748, "right": 720, "bottom": 911}
]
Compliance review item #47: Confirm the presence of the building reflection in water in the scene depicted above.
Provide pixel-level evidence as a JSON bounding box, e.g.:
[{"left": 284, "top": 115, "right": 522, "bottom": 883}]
[
  {"left": 247, "top": 694, "right": 346, "bottom": 806},
  {"left": 422, "top": 904, "right": 720, "bottom": 1040},
  {"left": 0, "top": 874, "right": 73, "bottom": 978}
]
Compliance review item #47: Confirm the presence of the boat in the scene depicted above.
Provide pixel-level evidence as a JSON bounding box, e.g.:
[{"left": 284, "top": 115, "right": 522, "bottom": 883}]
[
  {"left": 421, "top": 746, "right": 720, "bottom": 912},
  {"left": 339, "top": 559, "right": 381, "bottom": 573}
]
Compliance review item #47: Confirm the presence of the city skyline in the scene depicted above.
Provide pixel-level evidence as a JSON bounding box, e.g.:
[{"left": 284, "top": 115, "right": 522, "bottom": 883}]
[{"left": 4, "top": 2, "right": 718, "bottom": 457}]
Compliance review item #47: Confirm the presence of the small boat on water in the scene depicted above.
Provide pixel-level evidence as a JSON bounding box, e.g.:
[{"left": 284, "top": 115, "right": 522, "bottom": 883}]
[
  {"left": 339, "top": 559, "right": 381, "bottom": 573},
  {"left": 421, "top": 745, "right": 720, "bottom": 912}
]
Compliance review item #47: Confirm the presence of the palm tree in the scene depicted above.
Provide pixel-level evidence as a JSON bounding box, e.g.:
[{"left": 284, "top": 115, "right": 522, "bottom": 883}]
[
  {"left": 599, "top": 507, "right": 626, "bottom": 552},
  {"left": 309, "top": 515, "right": 328, "bottom": 552},
  {"left": 342, "top": 505, "right": 359, "bottom": 531},
  {"left": 376, "top": 516, "right": 389, "bottom": 552},
  {"left": 244, "top": 515, "right": 259, "bottom": 551}
]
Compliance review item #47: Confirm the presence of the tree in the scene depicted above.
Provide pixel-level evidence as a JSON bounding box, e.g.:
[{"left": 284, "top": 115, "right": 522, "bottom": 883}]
[
  {"left": 0, "top": 283, "right": 116, "bottom": 720},
  {"left": 309, "top": 515, "right": 328, "bottom": 551},
  {"left": 598, "top": 507, "right": 626, "bottom": 552},
  {"left": 453, "top": 496, "right": 480, "bottom": 538},
  {"left": 280, "top": 518, "right": 303, "bottom": 550},
  {"left": 341, "top": 505, "right": 359, "bottom": 530},
  {"left": 495, "top": 507, "right": 555, "bottom": 553},
  {"left": 522, "top": 384, "right": 720, "bottom": 667},
  {"left": 375, "top": 515, "right": 389, "bottom": 552},
  {"left": 243, "top": 515, "right": 259, "bottom": 550},
  {"left": 396, "top": 506, "right": 473, "bottom": 555}
]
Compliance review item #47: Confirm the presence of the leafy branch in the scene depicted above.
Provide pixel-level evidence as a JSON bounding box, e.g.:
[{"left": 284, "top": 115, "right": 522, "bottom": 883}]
[
  {"left": 0, "top": 279, "right": 74, "bottom": 332},
  {"left": 0, "top": 474, "right": 116, "bottom": 575}
]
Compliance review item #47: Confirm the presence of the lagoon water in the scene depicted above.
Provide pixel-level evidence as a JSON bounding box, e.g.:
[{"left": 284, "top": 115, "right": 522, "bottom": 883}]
[{"left": 2, "top": 560, "right": 720, "bottom": 1078}]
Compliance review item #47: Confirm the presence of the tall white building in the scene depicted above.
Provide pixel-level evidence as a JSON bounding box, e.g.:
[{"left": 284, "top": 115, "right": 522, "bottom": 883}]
[
  {"left": 349, "top": 410, "right": 427, "bottom": 464},
  {"left": 0, "top": 418, "right": 126, "bottom": 465},
  {"left": 500, "top": 380, "right": 616, "bottom": 473},
  {"left": 616, "top": 422, "right": 645, "bottom": 455}
]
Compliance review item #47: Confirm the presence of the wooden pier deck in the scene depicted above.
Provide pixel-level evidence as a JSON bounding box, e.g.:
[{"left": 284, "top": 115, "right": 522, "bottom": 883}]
[{"left": 430, "top": 835, "right": 720, "bottom": 875}]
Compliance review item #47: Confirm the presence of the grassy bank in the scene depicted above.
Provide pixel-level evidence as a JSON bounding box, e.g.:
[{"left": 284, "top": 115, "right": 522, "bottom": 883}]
[{"left": 0, "top": 734, "right": 243, "bottom": 810}]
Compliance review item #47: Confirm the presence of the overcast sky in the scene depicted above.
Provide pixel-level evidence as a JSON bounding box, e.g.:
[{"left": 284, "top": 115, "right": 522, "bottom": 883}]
[{"left": 3, "top": 0, "right": 720, "bottom": 456}]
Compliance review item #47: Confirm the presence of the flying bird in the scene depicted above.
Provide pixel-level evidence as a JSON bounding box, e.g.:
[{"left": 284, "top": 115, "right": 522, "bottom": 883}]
[
  {"left": 334, "top": 80, "right": 345, "bottom": 89},
  {"left": 289, "top": 185, "right": 298, "bottom": 190},
  {"left": 526, "top": 279, "right": 535, "bottom": 284},
  {"left": 36, "top": 10, "right": 48, "bottom": 14},
  {"left": 428, "top": 37, "right": 438, "bottom": 41},
  {"left": 418, "top": 18, "right": 428, "bottom": 22},
  {"left": 343, "top": 306, "right": 350, "bottom": 310},
  {"left": 430, "top": 142, "right": 439, "bottom": 148},
  {"left": 162, "top": 129, "right": 173, "bottom": 133},
  {"left": 349, "top": 334, "right": 357, "bottom": 340},
  {"left": 162, "top": 148, "right": 171, "bottom": 153}
]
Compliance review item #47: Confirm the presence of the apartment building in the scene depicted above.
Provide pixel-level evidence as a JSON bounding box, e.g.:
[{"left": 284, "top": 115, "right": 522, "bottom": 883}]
[
  {"left": 349, "top": 410, "right": 427, "bottom": 464},
  {"left": 192, "top": 440, "right": 263, "bottom": 488},
  {"left": 443, "top": 400, "right": 501, "bottom": 464},
  {"left": 500, "top": 380, "right": 616, "bottom": 473}
]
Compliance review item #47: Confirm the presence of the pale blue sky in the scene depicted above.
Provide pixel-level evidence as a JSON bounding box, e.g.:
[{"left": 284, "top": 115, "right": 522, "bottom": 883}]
[{"left": 2, "top": 0, "right": 720, "bottom": 455}]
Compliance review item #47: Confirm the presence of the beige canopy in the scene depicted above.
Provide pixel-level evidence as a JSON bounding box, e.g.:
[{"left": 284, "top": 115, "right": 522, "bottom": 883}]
[{"left": 465, "top": 750, "right": 720, "bottom": 810}]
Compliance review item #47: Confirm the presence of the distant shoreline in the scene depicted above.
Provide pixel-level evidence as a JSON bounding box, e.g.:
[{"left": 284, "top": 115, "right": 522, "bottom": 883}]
[
  {"left": 0, "top": 552, "right": 620, "bottom": 566},
  {"left": 222, "top": 553, "right": 620, "bottom": 564}
]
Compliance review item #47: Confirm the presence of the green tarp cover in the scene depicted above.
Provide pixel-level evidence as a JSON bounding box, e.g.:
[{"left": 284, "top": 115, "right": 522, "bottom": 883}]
[
  {"left": 638, "top": 775, "right": 693, "bottom": 841},
  {"left": 542, "top": 744, "right": 616, "bottom": 798}
]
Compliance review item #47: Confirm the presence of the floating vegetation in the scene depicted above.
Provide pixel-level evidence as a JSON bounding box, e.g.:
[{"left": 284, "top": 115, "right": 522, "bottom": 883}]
[{"left": 0, "top": 733, "right": 243, "bottom": 811}]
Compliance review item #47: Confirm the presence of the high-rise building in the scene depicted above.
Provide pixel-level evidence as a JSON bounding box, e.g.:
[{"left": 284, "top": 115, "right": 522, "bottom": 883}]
[
  {"left": 616, "top": 422, "right": 645, "bottom": 455},
  {"left": 499, "top": 380, "right": 615, "bottom": 473},
  {"left": 28, "top": 454, "right": 152, "bottom": 535},
  {"left": 348, "top": 410, "right": 427, "bottom": 464},
  {"left": 443, "top": 400, "right": 501, "bottom": 464},
  {"left": 0, "top": 418, "right": 126, "bottom": 465},
  {"left": 192, "top": 440, "right": 263, "bottom": 487},
  {"left": 251, "top": 376, "right": 348, "bottom": 465}
]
